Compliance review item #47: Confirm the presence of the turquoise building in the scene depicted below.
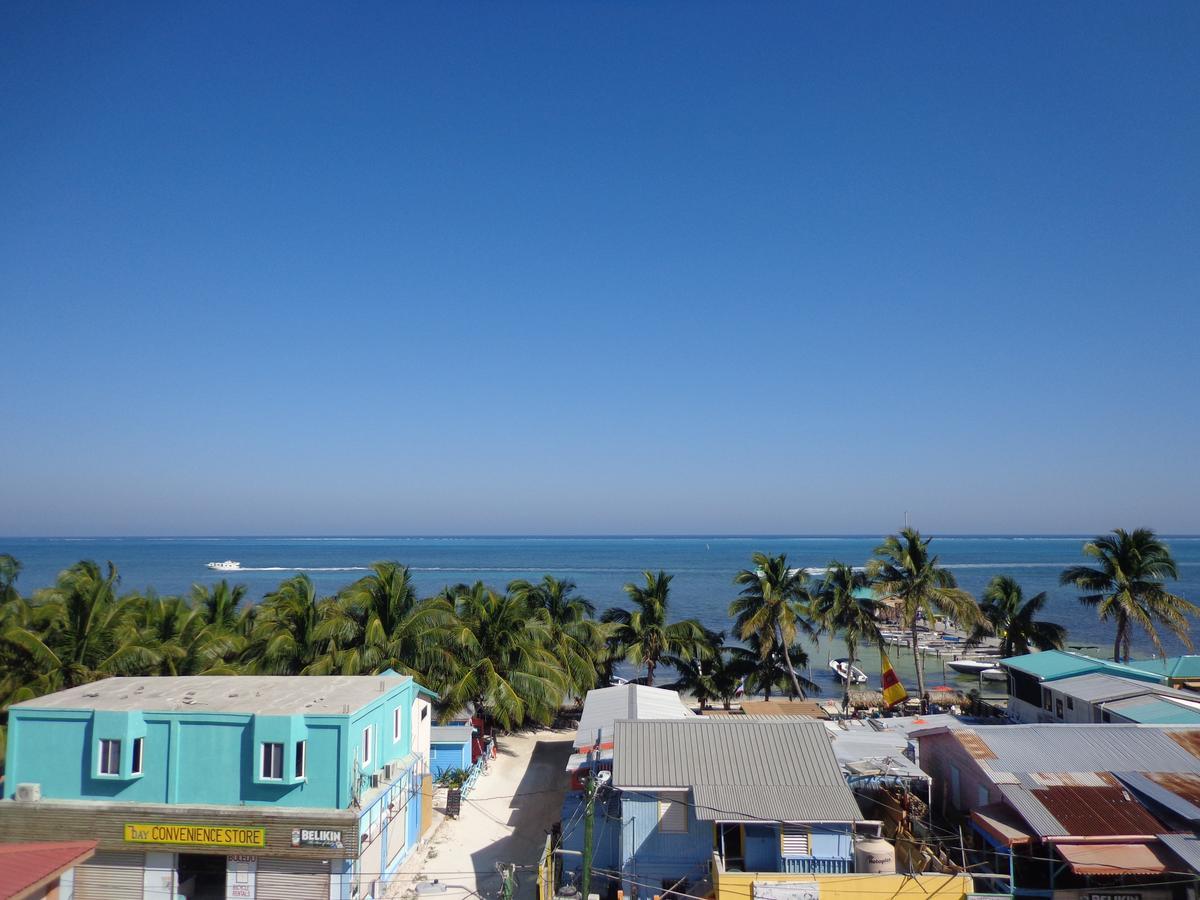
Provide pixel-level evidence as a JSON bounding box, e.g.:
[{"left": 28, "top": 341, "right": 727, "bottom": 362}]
[{"left": 1, "top": 673, "right": 436, "bottom": 900}]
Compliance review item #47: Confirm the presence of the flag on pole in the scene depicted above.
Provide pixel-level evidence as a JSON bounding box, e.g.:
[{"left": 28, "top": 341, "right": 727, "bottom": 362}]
[{"left": 880, "top": 651, "right": 908, "bottom": 707}]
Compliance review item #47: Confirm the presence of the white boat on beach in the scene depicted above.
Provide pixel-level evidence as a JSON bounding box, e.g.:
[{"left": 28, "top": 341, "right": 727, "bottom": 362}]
[
  {"left": 947, "top": 658, "right": 1000, "bottom": 676},
  {"left": 830, "top": 658, "right": 868, "bottom": 684},
  {"left": 206, "top": 560, "right": 242, "bottom": 571}
]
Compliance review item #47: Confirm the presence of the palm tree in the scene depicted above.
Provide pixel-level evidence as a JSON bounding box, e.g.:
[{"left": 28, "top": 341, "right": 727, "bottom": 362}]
[
  {"left": 1, "top": 561, "right": 156, "bottom": 692},
  {"left": 438, "top": 582, "right": 566, "bottom": 729},
  {"left": 728, "top": 635, "right": 819, "bottom": 701},
  {"left": 508, "top": 575, "right": 609, "bottom": 700},
  {"left": 730, "top": 553, "right": 816, "bottom": 699},
  {"left": 122, "top": 592, "right": 240, "bottom": 676},
  {"left": 970, "top": 576, "right": 1066, "bottom": 658},
  {"left": 662, "top": 629, "right": 731, "bottom": 711},
  {"left": 601, "top": 571, "right": 707, "bottom": 686},
  {"left": 320, "top": 561, "right": 452, "bottom": 677},
  {"left": 191, "top": 580, "right": 250, "bottom": 636},
  {"left": 250, "top": 574, "right": 335, "bottom": 675},
  {"left": 814, "top": 561, "right": 882, "bottom": 712},
  {"left": 0, "top": 554, "right": 20, "bottom": 605},
  {"left": 869, "top": 529, "right": 980, "bottom": 701},
  {"left": 1060, "top": 528, "right": 1198, "bottom": 662}
]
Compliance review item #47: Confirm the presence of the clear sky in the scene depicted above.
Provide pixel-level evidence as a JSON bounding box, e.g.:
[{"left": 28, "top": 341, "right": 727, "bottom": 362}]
[{"left": 2, "top": 2, "right": 1198, "bottom": 536}]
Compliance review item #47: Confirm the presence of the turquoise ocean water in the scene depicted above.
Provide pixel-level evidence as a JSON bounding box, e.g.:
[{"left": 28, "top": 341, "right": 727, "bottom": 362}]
[{"left": 5, "top": 536, "right": 1200, "bottom": 696}]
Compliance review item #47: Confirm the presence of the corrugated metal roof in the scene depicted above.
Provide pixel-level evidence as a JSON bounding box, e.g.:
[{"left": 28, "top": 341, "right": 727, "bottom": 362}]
[
  {"left": 1158, "top": 833, "right": 1200, "bottom": 873},
  {"left": 1001, "top": 651, "right": 1106, "bottom": 681},
  {"left": 612, "top": 719, "right": 860, "bottom": 823},
  {"left": 1048, "top": 673, "right": 1160, "bottom": 704},
  {"left": 1107, "top": 696, "right": 1200, "bottom": 725},
  {"left": 1029, "top": 785, "right": 1166, "bottom": 836},
  {"left": 574, "top": 684, "right": 694, "bottom": 749},
  {"left": 997, "top": 784, "right": 1068, "bottom": 836},
  {"left": 430, "top": 725, "right": 473, "bottom": 744},
  {"left": 964, "top": 725, "right": 1200, "bottom": 776},
  {"left": 1115, "top": 771, "right": 1200, "bottom": 822}
]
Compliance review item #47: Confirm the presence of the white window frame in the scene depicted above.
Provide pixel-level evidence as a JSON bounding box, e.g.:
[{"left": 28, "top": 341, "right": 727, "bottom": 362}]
[
  {"left": 295, "top": 739, "right": 307, "bottom": 780},
  {"left": 131, "top": 737, "right": 144, "bottom": 775},
  {"left": 394, "top": 707, "right": 402, "bottom": 742},
  {"left": 98, "top": 738, "right": 121, "bottom": 776},
  {"left": 261, "top": 742, "right": 284, "bottom": 780},
  {"left": 658, "top": 792, "right": 688, "bottom": 833},
  {"left": 362, "top": 725, "right": 374, "bottom": 767}
]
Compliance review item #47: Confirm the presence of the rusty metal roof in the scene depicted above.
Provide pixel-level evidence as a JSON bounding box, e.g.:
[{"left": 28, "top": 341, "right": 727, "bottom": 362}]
[
  {"left": 1029, "top": 785, "right": 1167, "bottom": 836},
  {"left": 1054, "top": 842, "right": 1172, "bottom": 876}
]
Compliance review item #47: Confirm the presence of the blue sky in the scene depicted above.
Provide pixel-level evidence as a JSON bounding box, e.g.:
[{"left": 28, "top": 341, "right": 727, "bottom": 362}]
[{"left": 2, "top": 2, "right": 1198, "bottom": 536}]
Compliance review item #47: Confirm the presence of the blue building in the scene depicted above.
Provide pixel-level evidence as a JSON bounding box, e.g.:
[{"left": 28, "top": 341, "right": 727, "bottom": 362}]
[
  {"left": 1, "top": 673, "right": 436, "bottom": 900},
  {"left": 565, "top": 717, "right": 862, "bottom": 899},
  {"left": 429, "top": 725, "right": 473, "bottom": 778}
]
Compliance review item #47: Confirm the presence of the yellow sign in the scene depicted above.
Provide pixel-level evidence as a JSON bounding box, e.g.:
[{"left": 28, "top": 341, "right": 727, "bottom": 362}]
[{"left": 124, "top": 823, "right": 266, "bottom": 848}]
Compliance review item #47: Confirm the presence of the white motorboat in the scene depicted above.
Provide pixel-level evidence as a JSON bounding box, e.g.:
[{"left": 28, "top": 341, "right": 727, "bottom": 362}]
[
  {"left": 830, "top": 658, "right": 868, "bottom": 684},
  {"left": 206, "top": 560, "right": 242, "bottom": 571},
  {"left": 947, "top": 658, "right": 1000, "bottom": 676},
  {"left": 981, "top": 668, "right": 1008, "bottom": 681}
]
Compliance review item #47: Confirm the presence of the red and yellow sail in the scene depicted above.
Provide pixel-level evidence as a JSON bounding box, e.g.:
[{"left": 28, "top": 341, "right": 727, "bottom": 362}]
[{"left": 880, "top": 651, "right": 908, "bottom": 707}]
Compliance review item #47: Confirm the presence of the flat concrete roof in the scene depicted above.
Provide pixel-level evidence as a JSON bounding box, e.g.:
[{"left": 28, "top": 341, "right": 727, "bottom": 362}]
[{"left": 12, "top": 675, "right": 416, "bottom": 716}]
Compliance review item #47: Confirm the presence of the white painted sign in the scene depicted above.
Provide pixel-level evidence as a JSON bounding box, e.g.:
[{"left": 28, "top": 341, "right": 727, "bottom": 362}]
[
  {"left": 752, "top": 882, "right": 820, "bottom": 900},
  {"left": 227, "top": 854, "right": 256, "bottom": 899}
]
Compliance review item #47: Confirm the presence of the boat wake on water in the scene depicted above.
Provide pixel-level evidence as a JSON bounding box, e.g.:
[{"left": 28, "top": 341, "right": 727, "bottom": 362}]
[{"left": 206, "top": 562, "right": 369, "bottom": 572}]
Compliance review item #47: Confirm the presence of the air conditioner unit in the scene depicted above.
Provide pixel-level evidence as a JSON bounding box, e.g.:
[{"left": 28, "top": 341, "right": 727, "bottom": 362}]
[
  {"left": 370, "top": 773, "right": 381, "bottom": 788},
  {"left": 384, "top": 762, "right": 397, "bottom": 780},
  {"left": 15, "top": 783, "right": 41, "bottom": 802}
]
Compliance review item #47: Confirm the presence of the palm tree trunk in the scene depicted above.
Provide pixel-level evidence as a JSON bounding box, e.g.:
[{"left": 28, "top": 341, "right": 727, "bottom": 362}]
[
  {"left": 911, "top": 622, "right": 926, "bottom": 701},
  {"left": 1113, "top": 618, "right": 1123, "bottom": 663},
  {"left": 843, "top": 641, "right": 855, "bottom": 714},
  {"left": 777, "top": 623, "right": 805, "bottom": 700},
  {"left": 646, "top": 658, "right": 655, "bottom": 687}
]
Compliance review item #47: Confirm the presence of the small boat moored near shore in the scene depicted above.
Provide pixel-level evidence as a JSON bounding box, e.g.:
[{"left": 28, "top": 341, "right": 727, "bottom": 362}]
[
  {"left": 206, "top": 560, "right": 242, "bottom": 571},
  {"left": 830, "top": 658, "right": 868, "bottom": 684},
  {"left": 947, "top": 658, "right": 1001, "bottom": 676}
]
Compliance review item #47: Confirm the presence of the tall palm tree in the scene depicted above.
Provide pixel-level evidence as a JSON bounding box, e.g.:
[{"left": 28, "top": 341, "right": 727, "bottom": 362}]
[
  {"left": 1, "top": 561, "right": 156, "bottom": 692},
  {"left": 662, "top": 628, "right": 732, "bottom": 711},
  {"left": 1060, "top": 528, "right": 1198, "bottom": 662},
  {"left": 970, "top": 576, "right": 1066, "bottom": 658},
  {"left": 730, "top": 553, "right": 816, "bottom": 699},
  {"left": 250, "top": 574, "right": 335, "bottom": 675},
  {"left": 0, "top": 554, "right": 21, "bottom": 605},
  {"left": 438, "top": 582, "right": 566, "bottom": 729},
  {"left": 814, "top": 561, "right": 882, "bottom": 712},
  {"left": 869, "top": 529, "right": 980, "bottom": 700},
  {"left": 508, "top": 575, "right": 609, "bottom": 700},
  {"left": 320, "top": 561, "right": 452, "bottom": 677},
  {"left": 601, "top": 571, "right": 707, "bottom": 686}
]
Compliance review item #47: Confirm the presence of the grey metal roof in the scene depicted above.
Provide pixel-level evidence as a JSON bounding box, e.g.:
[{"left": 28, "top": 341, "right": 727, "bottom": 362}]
[
  {"left": 996, "top": 784, "right": 1068, "bottom": 837},
  {"left": 1159, "top": 833, "right": 1200, "bottom": 874},
  {"left": 1115, "top": 771, "right": 1200, "bottom": 822},
  {"left": 611, "top": 719, "right": 860, "bottom": 823},
  {"left": 430, "top": 726, "right": 473, "bottom": 744},
  {"left": 964, "top": 725, "right": 1200, "bottom": 777},
  {"left": 1047, "top": 673, "right": 1162, "bottom": 704},
  {"left": 12, "top": 675, "right": 417, "bottom": 716},
  {"left": 574, "top": 684, "right": 694, "bottom": 748}
]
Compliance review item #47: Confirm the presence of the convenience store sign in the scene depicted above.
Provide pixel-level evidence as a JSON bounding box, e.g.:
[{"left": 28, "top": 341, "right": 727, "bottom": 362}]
[{"left": 124, "top": 823, "right": 266, "bottom": 848}]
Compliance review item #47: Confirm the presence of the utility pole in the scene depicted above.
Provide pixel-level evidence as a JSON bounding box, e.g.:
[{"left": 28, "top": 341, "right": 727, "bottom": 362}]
[{"left": 580, "top": 772, "right": 597, "bottom": 900}]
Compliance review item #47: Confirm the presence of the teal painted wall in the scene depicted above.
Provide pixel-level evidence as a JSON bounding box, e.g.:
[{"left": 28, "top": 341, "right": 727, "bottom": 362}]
[{"left": 6, "top": 678, "right": 426, "bottom": 811}]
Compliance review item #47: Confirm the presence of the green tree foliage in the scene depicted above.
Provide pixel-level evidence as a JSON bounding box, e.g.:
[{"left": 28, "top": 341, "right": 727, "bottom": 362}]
[
  {"left": 869, "top": 529, "right": 980, "bottom": 700},
  {"left": 970, "top": 575, "right": 1066, "bottom": 658},
  {"left": 730, "top": 553, "right": 816, "bottom": 699},
  {"left": 1061, "top": 528, "right": 1198, "bottom": 662},
  {"left": 813, "top": 561, "right": 881, "bottom": 712},
  {"left": 601, "top": 570, "right": 707, "bottom": 686}
]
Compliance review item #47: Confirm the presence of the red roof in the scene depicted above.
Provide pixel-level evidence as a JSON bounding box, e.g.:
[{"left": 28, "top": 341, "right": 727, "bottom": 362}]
[
  {"left": 1030, "top": 785, "right": 1167, "bottom": 836},
  {"left": 1054, "top": 842, "right": 1172, "bottom": 876},
  {"left": 0, "top": 841, "right": 97, "bottom": 900}
]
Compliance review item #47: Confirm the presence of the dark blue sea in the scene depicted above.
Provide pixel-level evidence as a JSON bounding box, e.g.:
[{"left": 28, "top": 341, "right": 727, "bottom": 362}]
[{"left": 5, "top": 536, "right": 1200, "bottom": 694}]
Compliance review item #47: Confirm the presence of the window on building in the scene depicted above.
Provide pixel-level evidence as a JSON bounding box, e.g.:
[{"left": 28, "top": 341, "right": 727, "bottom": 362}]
[
  {"left": 1102, "top": 710, "right": 1112, "bottom": 723},
  {"left": 780, "top": 825, "right": 811, "bottom": 857},
  {"left": 978, "top": 785, "right": 989, "bottom": 807},
  {"left": 1066, "top": 696, "right": 1074, "bottom": 711},
  {"left": 1042, "top": 688, "right": 1052, "bottom": 711},
  {"left": 362, "top": 725, "right": 374, "bottom": 767},
  {"left": 394, "top": 707, "right": 402, "bottom": 742},
  {"left": 131, "top": 737, "right": 144, "bottom": 775},
  {"left": 421, "top": 706, "right": 429, "bottom": 720},
  {"left": 261, "top": 742, "right": 284, "bottom": 780},
  {"left": 295, "top": 740, "right": 307, "bottom": 779},
  {"left": 98, "top": 739, "right": 121, "bottom": 775},
  {"left": 1055, "top": 699, "right": 1064, "bottom": 719},
  {"left": 658, "top": 792, "right": 688, "bottom": 833}
]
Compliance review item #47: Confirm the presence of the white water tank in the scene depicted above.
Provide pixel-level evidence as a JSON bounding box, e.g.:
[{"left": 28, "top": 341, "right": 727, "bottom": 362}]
[{"left": 854, "top": 836, "right": 896, "bottom": 874}]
